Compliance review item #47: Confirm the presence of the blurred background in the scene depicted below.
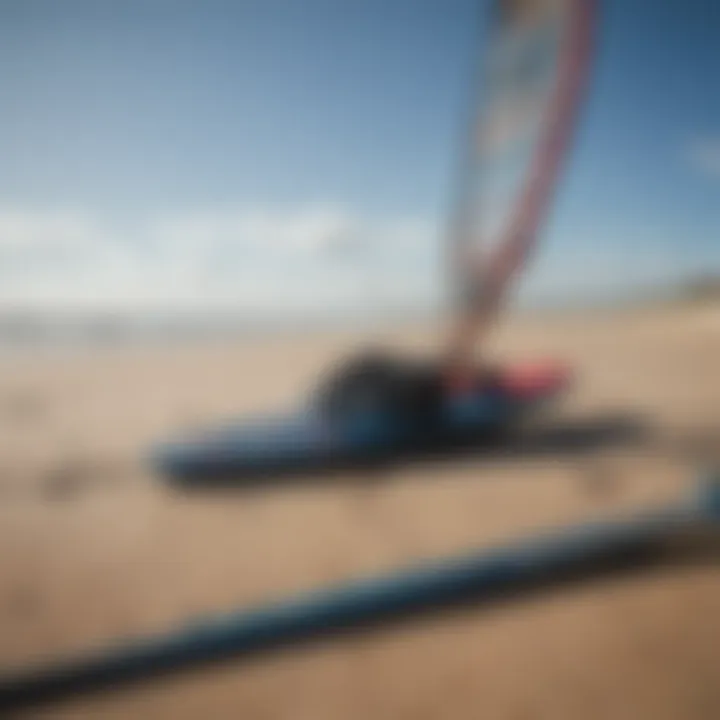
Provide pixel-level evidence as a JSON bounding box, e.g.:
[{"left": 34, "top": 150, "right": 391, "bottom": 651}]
[
  {"left": 0, "top": 0, "right": 717, "bottom": 335},
  {"left": 0, "top": 1, "right": 718, "bottom": 718}
]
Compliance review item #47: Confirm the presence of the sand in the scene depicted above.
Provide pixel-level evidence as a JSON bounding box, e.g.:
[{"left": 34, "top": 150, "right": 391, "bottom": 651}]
[{"left": 0, "top": 304, "right": 718, "bottom": 719}]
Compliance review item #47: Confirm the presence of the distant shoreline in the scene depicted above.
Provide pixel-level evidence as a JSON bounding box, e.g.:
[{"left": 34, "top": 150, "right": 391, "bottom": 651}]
[{"left": 0, "top": 277, "right": 717, "bottom": 350}]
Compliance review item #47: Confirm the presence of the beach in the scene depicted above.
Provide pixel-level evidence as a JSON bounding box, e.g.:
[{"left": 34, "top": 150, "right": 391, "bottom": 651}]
[{"left": 0, "top": 302, "right": 719, "bottom": 719}]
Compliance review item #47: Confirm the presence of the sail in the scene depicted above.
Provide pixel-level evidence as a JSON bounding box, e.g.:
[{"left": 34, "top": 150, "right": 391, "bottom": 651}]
[{"left": 449, "top": 0, "right": 597, "bottom": 299}]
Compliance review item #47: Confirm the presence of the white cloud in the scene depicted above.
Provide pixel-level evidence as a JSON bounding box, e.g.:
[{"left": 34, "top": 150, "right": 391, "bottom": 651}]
[
  {"left": 0, "top": 203, "right": 714, "bottom": 317},
  {"left": 0, "top": 206, "right": 136, "bottom": 285},
  {"left": 2, "top": 200, "right": 715, "bottom": 319},
  {"left": 0, "top": 207, "right": 98, "bottom": 248},
  {"left": 685, "top": 136, "right": 720, "bottom": 178},
  {"left": 0, "top": 203, "right": 439, "bottom": 314},
  {"left": 147, "top": 204, "right": 360, "bottom": 259}
]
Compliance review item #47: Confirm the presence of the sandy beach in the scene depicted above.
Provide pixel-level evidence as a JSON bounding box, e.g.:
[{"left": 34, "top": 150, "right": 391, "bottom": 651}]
[{"left": 0, "top": 303, "right": 719, "bottom": 719}]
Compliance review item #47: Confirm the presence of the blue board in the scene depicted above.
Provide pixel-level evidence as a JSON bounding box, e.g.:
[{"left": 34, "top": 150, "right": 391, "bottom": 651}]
[
  {"left": 152, "top": 378, "right": 566, "bottom": 484},
  {"left": 1, "top": 475, "right": 717, "bottom": 713}
]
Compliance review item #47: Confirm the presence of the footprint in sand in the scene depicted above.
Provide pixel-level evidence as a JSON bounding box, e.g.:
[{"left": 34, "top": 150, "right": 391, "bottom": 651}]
[
  {"left": 42, "top": 461, "right": 91, "bottom": 500},
  {"left": 41, "top": 458, "right": 129, "bottom": 501},
  {"left": 4, "top": 586, "right": 40, "bottom": 619}
]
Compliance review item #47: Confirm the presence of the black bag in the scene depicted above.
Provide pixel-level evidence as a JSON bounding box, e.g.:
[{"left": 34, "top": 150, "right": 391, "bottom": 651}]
[{"left": 316, "top": 350, "right": 445, "bottom": 431}]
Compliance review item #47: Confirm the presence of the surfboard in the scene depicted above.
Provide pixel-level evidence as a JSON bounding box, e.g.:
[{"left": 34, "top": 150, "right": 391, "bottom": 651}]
[{"left": 153, "top": 360, "right": 571, "bottom": 484}]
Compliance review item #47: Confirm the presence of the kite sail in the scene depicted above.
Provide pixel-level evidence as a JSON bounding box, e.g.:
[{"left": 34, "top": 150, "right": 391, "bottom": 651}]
[{"left": 448, "top": 0, "right": 598, "bottom": 304}]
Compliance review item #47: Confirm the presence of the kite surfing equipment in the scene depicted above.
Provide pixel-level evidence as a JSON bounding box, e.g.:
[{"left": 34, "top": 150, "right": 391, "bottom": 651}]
[
  {"left": 150, "top": 0, "right": 601, "bottom": 485},
  {"left": 152, "top": 354, "right": 572, "bottom": 484},
  {"left": 442, "top": 0, "right": 599, "bottom": 387},
  {"left": 447, "top": 0, "right": 599, "bottom": 312},
  {"left": 1, "top": 473, "right": 717, "bottom": 714}
]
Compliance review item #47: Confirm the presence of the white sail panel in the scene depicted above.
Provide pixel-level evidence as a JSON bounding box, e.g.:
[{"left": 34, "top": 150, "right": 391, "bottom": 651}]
[{"left": 454, "top": 0, "right": 597, "bottom": 276}]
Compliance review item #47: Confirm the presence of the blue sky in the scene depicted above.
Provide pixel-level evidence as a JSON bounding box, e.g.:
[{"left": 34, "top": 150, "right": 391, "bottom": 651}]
[{"left": 0, "top": 0, "right": 718, "bottom": 314}]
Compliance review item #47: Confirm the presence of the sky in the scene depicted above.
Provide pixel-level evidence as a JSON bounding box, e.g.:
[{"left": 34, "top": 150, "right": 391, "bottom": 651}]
[{"left": 0, "top": 0, "right": 718, "bottom": 317}]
